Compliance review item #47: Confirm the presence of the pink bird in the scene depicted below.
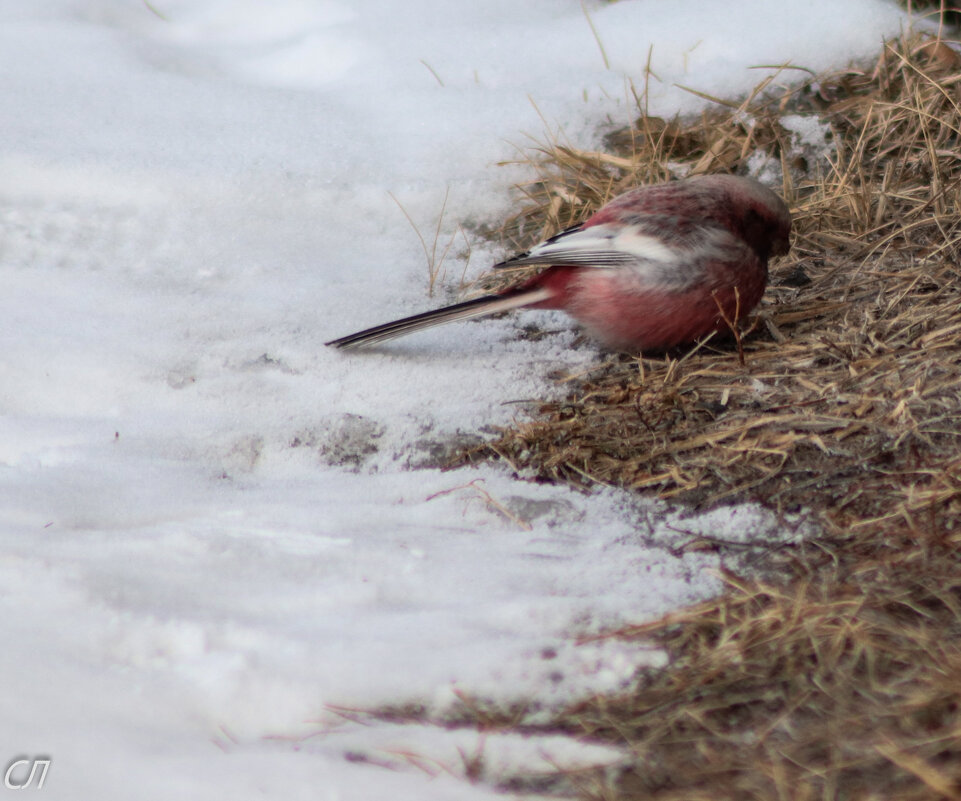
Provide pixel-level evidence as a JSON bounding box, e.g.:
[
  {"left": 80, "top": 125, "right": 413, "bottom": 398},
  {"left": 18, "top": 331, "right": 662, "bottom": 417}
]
[{"left": 326, "top": 174, "right": 791, "bottom": 352}]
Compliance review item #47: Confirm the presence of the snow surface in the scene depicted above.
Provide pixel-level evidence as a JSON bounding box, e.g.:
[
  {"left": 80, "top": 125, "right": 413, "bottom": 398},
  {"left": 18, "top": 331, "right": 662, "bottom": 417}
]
[{"left": 0, "top": 1, "right": 910, "bottom": 798}]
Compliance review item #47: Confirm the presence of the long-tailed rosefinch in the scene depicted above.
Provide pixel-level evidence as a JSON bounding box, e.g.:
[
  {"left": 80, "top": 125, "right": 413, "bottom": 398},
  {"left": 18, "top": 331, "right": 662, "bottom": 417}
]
[{"left": 326, "top": 174, "right": 791, "bottom": 352}]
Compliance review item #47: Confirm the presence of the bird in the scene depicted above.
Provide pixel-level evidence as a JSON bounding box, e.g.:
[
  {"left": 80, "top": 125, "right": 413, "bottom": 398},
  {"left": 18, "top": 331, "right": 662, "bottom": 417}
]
[{"left": 325, "top": 174, "right": 791, "bottom": 352}]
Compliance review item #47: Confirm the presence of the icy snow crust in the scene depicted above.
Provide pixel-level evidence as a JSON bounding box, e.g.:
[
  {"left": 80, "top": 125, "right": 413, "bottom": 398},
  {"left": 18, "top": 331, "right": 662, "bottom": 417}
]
[{"left": 0, "top": 1, "right": 906, "bottom": 797}]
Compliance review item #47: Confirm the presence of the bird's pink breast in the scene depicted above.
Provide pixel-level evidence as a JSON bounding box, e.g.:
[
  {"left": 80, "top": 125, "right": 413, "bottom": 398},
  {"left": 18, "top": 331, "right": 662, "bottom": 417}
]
[{"left": 529, "top": 263, "right": 766, "bottom": 351}]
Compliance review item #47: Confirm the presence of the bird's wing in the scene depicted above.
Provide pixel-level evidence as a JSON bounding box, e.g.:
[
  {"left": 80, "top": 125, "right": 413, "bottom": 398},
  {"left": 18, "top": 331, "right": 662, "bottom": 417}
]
[{"left": 493, "top": 221, "right": 681, "bottom": 269}]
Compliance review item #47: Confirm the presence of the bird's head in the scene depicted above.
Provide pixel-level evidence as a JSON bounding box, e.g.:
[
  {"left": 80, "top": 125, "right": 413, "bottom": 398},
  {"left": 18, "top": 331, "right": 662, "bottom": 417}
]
[{"left": 692, "top": 174, "right": 792, "bottom": 262}]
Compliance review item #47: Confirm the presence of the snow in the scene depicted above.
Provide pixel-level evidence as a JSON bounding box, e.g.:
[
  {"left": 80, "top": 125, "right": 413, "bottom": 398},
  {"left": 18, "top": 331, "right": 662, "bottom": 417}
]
[{"left": 0, "top": 0, "right": 909, "bottom": 797}]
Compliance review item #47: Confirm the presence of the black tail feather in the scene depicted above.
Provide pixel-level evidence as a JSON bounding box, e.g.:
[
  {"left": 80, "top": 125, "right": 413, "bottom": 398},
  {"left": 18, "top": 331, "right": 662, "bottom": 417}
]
[{"left": 325, "top": 287, "right": 551, "bottom": 349}]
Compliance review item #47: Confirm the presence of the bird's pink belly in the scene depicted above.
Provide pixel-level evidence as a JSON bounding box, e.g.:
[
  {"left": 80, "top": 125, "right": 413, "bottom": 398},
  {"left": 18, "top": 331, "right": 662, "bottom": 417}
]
[{"left": 534, "top": 267, "right": 766, "bottom": 351}]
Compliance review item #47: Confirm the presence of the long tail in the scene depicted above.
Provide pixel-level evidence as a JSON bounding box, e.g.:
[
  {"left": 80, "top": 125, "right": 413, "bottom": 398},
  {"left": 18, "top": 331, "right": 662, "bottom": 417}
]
[{"left": 325, "top": 287, "right": 552, "bottom": 349}]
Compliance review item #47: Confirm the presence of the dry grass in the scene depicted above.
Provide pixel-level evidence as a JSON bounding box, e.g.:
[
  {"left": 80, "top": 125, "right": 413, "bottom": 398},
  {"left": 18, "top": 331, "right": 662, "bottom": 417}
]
[
  {"left": 469, "top": 34, "right": 961, "bottom": 538},
  {"left": 561, "top": 546, "right": 961, "bottom": 800},
  {"left": 434, "top": 30, "right": 961, "bottom": 799}
]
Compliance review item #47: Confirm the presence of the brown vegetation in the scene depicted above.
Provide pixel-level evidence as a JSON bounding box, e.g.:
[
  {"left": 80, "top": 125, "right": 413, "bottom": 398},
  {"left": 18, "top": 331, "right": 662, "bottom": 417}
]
[{"left": 452, "top": 31, "right": 961, "bottom": 799}]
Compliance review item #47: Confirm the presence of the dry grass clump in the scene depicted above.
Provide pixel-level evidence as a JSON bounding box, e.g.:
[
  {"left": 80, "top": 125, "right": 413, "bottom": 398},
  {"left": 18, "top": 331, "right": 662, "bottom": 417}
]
[
  {"left": 470, "top": 34, "right": 961, "bottom": 540},
  {"left": 556, "top": 541, "right": 961, "bottom": 801}
]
